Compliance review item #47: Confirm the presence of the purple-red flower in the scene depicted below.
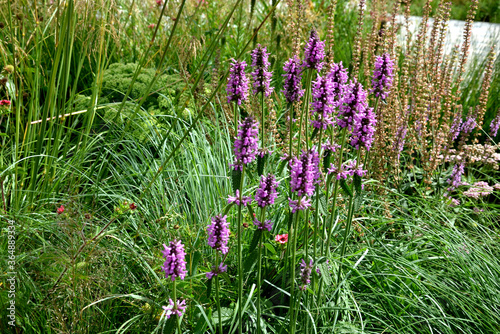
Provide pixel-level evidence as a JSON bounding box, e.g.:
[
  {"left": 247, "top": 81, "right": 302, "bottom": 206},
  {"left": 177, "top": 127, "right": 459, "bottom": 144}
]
[
  {"left": 251, "top": 44, "right": 274, "bottom": 97},
  {"left": 57, "top": 205, "right": 65, "bottom": 215},
  {"left": 446, "top": 163, "right": 465, "bottom": 193},
  {"left": 311, "top": 74, "right": 335, "bottom": 129},
  {"left": 327, "top": 62, "right": 349, "bottom": 108},
  {"left": 303, "top": 29, "right": 325, "bottom": 71},
  {"left": 490, "top": 110, "right": 500, "bottom": 138},
  {"left": 206, "top": 263, "right": 227, "bottom": 279},
  {"left": 161, "top": 240, "right": 188, "bottom": 281},
  {"left": 288, "top": 197, "right": 312, "bottom": 213},
  {"left": 351, "top": 106, "right": 377, "bottom": 150},
  {"left": 232, "top": 116, "right": 259, "bottom": 170},
  {"left": 162, "top": 299, "right": 187, "bottom": 319},
  {"left": 371, "top": 53, "right": 394, "bottom": 99},
  {"left": 290, "top": 148, "right": 320, "bottom": 197},
  {"left": 227, "top": 59, "right": 249, "bottom": 105},
  {"left": 275, "top": 234, "right": 288, "bottom": 244},
  {"left": 228, "top": 189, "right": 252, "bottom": 206},
  {"left": 282, "top": 55, "right": 304, "bottom": 103},
  {"left": 253, "top": 218, "right": 273, "bottom": 231},
  {"left": 337, "top": 79, "right": 368, "bottom": 130},
  {"left": 0, "top": 100, "right": 11, "bottom": 106},
  {"left": 207, "top": 215, "right": 230, "bottom": 254},
  {"left": 255, "top": 173, "right": 279, "bottom": 207},
  {"left": 299, "top": 259, "right": 314, "bottom": 290}
]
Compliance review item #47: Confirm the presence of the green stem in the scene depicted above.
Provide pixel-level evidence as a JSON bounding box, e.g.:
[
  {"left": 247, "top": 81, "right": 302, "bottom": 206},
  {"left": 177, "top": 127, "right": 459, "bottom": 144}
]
[
  {"left": 298, "top": 70, "right": 313, "bottom": 153},
  {"left": 289, "top": 201, "right": 301, "bottom": 334},
  {"left": 173, "top": 280, "right": 181, "bottom": 334},
  {"left": 215, "top": 254, "right": 222, "bottom": 334},
  {"left": 234, "top": 102, "right": 239, "bottom": 135},
  {"left": 288, "top": 103, "right": 294, "bottom": 157},
  {"left": 256, "top": 208, "right": 265, "bottom": 334},
  {"left": 237, "top": 165, "right": 246, "bottom": 334},
  {"left": 261, "top": 93, "right": 265, "bottom": 149}
]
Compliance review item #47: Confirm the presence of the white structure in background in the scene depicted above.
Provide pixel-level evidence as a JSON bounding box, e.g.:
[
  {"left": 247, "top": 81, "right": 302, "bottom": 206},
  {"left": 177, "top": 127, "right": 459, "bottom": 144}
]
[{"left": 396, "top": 16, "right": 500, "bottom": 60}]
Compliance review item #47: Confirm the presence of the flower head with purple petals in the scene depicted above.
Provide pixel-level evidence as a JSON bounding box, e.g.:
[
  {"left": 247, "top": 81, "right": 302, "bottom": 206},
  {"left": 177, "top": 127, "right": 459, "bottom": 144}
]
[
  {"left": 251, "top": 44, "right": 274, "bottom": 97},
  {"left": 161, "top": 240, "right": 188, "bottom": 281},
  {"left": 207, "top": 215, "right": 230, "bottom": 254},
  {"left": 490, "top": 111, "right": 500, "bottom": 138},
  {"left": 228, "top": 189, "right": 252, "bottom": 206},
  {"left": 290, "top": 148, "right": 321, "bottom": 197},
  {"left": 255, "top": 173, "right": 279, "bottom": 207},
  {"left": 446, "top": 163, "right": 465, "bottom": 193},
  {"left": 253, "top": 219, "right": 273, "bottom": 231},
  {"left": 206, "top": 263, "right": 228, "bottom": 279},
  {"left": 288, "top": 197, "right": 312, "bottom": 213},
  {"left": 282, "top": 55, "right": 305, "bottom": 103},
  {"left": 371, "top": 53, "right": 394, "bottom": 99},
  {"left": 163, "top": 299, "right": 187, "bottom": 319},
  {"left": 337, "top": 79, "right": 368, "bottom": 130},
  {"left": 303, "top": 29, "right": 325, "bottom": 71},
  {"left": 299, "top": 259, "right": 314, "bottom": 290},
  {"left": 232, "top": 116, "right": 259, "bottom": 170},
  {"left": 351, "top": 107, "right": 377, "bottom": 150},
  {"left": 327, "top": 62, "right": 349, "bottom": 107},
  {"left": 311, "top": 74, "right": 335, "bottom": 129},
  {"left": 460, "top": 113, "right": 477, "bottom": 135},
  {"left": 450, "top": 113, "right": 463, "bottom": 141},
  {"left": 227, "top": 59, "right": 249, "bottom": 105}
]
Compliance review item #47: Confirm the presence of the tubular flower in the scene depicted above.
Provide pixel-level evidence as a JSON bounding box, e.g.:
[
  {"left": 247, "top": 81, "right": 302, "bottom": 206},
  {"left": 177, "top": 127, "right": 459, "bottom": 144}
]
[
  {"left": 162, "top": 299, "right": 187, "bottom": 319},
  {"left": 282, "top": 55, "right": 305, "bottom": 103},
  {"left": 490, "top": 111, "right": 500, "bottom": 138},
  {"left": 253, "top": 219, "right": 273, "bottom": 231},
  {"left": 251, "top": 44, "right": 274, "bottom": 97},
  {"left": 232, "top": 116, "right": 259, "bottom": 170},
  {"left": 228, "top": 189, "right": 252, "bottom": 206},
  {"left": 161, "top": 240, "right": 188, "bottom": 281},
  {"left": 371, "top": 53, "right": 395, "bottom": 99},
  {"left": 450, "top": 113, "right": 463, "bottom": 141},
  {"left": 304, "top": 29, "right": 325, "bottom": 71},
  {"left": 207, "top": 215, "right": 230, "bottom": 254},
  {"left": 206, "top": 263, "right": 228, "bottom": 279},
  {"left": 290, "top": 148, "right": 320, "bottom": 197},
  {"left": 255, "top": 173, "right": 279, "bottom": 208},
  {"left": 337, "top": 79, "right": 368, "bottom": 130},
  {"left": 392, "top": 125, "right": 407, "bottom": 160},
  {"left": 351, "top": 106, "right": 377, "bottom": 150},
  {"left": 311, "top": 74, "right": 335, "bottom": 129},
  {"left": 327, "top": 62, "right": 349, "bottom": 108},
  {"left": 299, "top": 259, "right": 314, "bottom": 290},
  {"left": 460, "top": 113, "right": 477, "bottom": 134},
  {"left": 288, "top": 197, "right": 312, "bottom": 213},
  {"left": 227, "top": 59, "right": 249, "bottom": 105},
  {"left": 0, "top": 100, "right": 11, "bottom": 106},
  {"left": 446, "top": 163, "right": 465, "bottom": 193}
]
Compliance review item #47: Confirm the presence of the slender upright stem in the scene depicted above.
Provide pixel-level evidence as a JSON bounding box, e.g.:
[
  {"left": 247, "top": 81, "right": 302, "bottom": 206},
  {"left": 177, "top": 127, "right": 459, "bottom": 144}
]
[
  {"left": 288, "top": 103, "right": 294, "bottom": 157},
  {"left": 234, "top": 102, "right": 239, "bottom": 135},
  {"left": 237, "top": 165, "right": 246, "bottom": 334},
  {"left": 173, "top": 280, "right": 181, "bottom": 334},
  {"left": 298, "top": 70, "right": 313, "bottom": 153},
  {"left": 215, "top": 253, "right": 223, "bottom": 334},
  {"left": 261, "top": 93, "right": 265, "bottom": 148},
  {"left": 256, "top": 208, "right": 265, "bottom": 334},
  {"left": 289, "top": 200, "right": 301, "bottom": 334}
]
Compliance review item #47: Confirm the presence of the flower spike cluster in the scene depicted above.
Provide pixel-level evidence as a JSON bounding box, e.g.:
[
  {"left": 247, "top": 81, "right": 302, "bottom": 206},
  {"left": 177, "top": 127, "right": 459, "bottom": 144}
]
[
  {"left": 351, "top": 106, "right": 377, "bottom": 150},
  {"left": 232, "top": 116, "right": 259, "bottom": 170},
  {"left": 303, "top": 29, "right": 325, "bottom": 71},
  {"left": 327, "top": 62, "right": 349, "bottom": 107},
  {"left": 207, "top": 215, "right": 230, "bottom": 254},
  {"left": 371, "top": 53, "right": 395, "bottom": 99},
  {"left": 227, "top": 59, "right": 249, "bottom": 105},
  {"left": 255, "top": 173, "right": 279, "bottom": 207},
  {"left": 282, "top": 55, "right": 305, "bottom": 103},
  {"left": 311, "top": 74, "right": 335, "bottom": 129},
  {"left": 289, "top": 148, "right": 320, "bottom": 212},
  {"left": 337, "top": 79, "right": 368, "bottom": 130},
  {"left": 228, "top": 189, "right": 252, "bottom": 206},
  {"left": 251, "top": 44, "right": 274, "bottom": 97},
  {"left": 253, "top": 219, "right": 273, "bottom": 231},
  {"left": 489, "top": 110, "right": 500, "bottom": 138},
  {"left": 206, "top": 263, "right": 228, "bottom": 279},
  {"left": 161, "top": 240, "right": 188, "bottom": 281},
  {"left": 299, "top": 259, "right": 314, "bottom": 290}
]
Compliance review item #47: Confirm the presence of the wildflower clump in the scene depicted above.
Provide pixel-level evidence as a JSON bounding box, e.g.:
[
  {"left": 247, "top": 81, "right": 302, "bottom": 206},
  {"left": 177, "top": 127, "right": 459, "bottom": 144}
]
[
  {"left": 207, "top": 215, "right": 230, "bottom": 254},
  {"left": 161, "top": 240, "right": 188, "bottom": 281},
  {"left": 303, "top": 29, "right": 325, "bottom": 71},
  {"left": 255, "top": 173, "right": 279, "bottom": 207},
  {"left": 371, "top": 53, "right": 395, "bottom": 99},
  {"left": 282, "top": 55, "right": 304, "bottom": 103},
  {"left": 251, "top": 44, "right": 274, "bottom": 97},
  {"left": 227, "top": 59, "right": 249, "bottom": 105},
  {"left": 232, "top": 116, "right": 259, "bottom": 170}
]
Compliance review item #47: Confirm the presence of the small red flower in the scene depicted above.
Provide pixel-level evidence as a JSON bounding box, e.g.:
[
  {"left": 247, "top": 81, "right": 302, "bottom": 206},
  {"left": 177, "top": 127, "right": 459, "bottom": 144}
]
[
  {"left": 148, "top": 23, "right": 156, "bottom": 29},
  {"left": 0, "top": 100, "right": 11, "bottom": 106},
  {"left": 57, "top": 205, "right": 65, "bottom": 215},
  {"left": 129, "top": 203, "right": 137, "bottom": 210},
  {"left": 275, "top": 234, "right": 288, "bottom": 244},
  {"left": 155, "top": 0, "right": 163, "bottom": 6}
]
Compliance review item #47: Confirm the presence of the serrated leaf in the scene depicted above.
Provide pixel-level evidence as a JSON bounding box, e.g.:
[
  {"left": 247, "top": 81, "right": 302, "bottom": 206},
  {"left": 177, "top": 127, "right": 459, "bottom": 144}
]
[
  {"left": 190, "top": 251, "right": 202, "bottom": 276},
  {"left": 249, "top": 229, "right": 261, "bottom": 251},
  {"left": 257, "top": 154, "right": 267, "bottom": 176},
  {"left": 231, "top": 168, "right": 241, "bottom": 193},
  {"left": 263, "top": 242, "right": 276, "bottom": 254},
  {"left": 310, "top": 127, "right": 319, "bottom": 140},
  {"left": 323, "top": 151, "right": 332, "bottom": 174},
  {"left": 353, "top": 174, "right": 362, "bottom": 194},
  {"left": 212, "top": 307, "right": 233, "bottom": 325},
  {"left": 277, "top": 158, "right": 288, "bottom": 176},
  {"left": 339, "top": 179, "right": 353, "bottom": 197}
]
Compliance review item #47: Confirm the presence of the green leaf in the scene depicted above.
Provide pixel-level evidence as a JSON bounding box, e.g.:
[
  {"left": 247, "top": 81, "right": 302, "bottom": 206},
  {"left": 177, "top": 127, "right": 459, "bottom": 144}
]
[
  {"left": 257, "top": 154, "right": 267, "bottom": 176},
  {"left": 263, "top": 242, "right": 276, "bottom": 254},
  {"left": 190, "top": 251, "right": 202, "bottom": 276},
  {"left": 339, "top": 179, "right": 353, "bottom": 197},
  {"left": 206, "top": 276, "right": 212, "bottom": 299},
  {"left": 353, "top": 174, "right": 362, "bottom": 194},
  {"left": 249, "top": 229, "right": 261, "bottom": 251},
  {"left": 231, "top": 168, "right": 241, "bottom": 193}
]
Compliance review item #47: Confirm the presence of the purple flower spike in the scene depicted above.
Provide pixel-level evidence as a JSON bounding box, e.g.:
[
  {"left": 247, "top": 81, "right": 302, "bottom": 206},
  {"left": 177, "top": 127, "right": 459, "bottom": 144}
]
[
  {"left": 371, "top": 53, "right": 394, "bottom": 99},
  {"left": 227, "top": 59, "right": 249, "bottom": 105},
  {"left": 227, "top": 189, "right": 252, "bottom": 206},
  {"left": 337, "top": 79, "right": 368, "bottom": 130},
  {"left": 251, "top": 44, "right": 274, "bottom": 97},
  {"left": 392, "top": 125, "right": 407, "bottom": 160},
  {"left": 161, "top": 240, "right": 188, "bottom": 281},
  {"left": 460, "top": 113, "right": 476, "bottom": 135},
  {"left": 304, "top": 29, "right": 325, "bottom": 71},
  {"left": 351, "top": 107, "right": 377, "bottom": 151},
  {"left": 288, "top": 197, "right": 312, "bottom": 213},
  {"left": 232, "top": 116, "right": 259, "bottom": 170},
  {"left": 163, "top": 299, "right": 187, "bottom": 319},
  {"left": 328, "top": 62, "right": 349, "bottom": 108},
  {"left": 207, "top": 215, "right": 230, "bottom": 254},
  {"left": 446, "top": 163, "right": 465, "bottom": 193},
  {"left": 255, "top": 173, "right": 280, "bottom": 207},
  {"left": 311, "top": 74, "right": 335, "bottom": 130},
  {"left": 290, "top": 148, "right": 321, "bottom": 197},
  {"left": 206, "top": 263, "right": 228, "bottom": 279},
  {"left": 450, "top": 113, "right": 463, "bottom": 141},
  {"left": 299, "top": 259, "right": 314, "bottom": 290},
  {"left": 282, "top": 55, "right": 305, "bottom": 103},
  {"left": 489, "top": 111, "right": 500, "bottom": 138},
  {"left": 253, "top": 218, "right": 273, "bottom": 231}
]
